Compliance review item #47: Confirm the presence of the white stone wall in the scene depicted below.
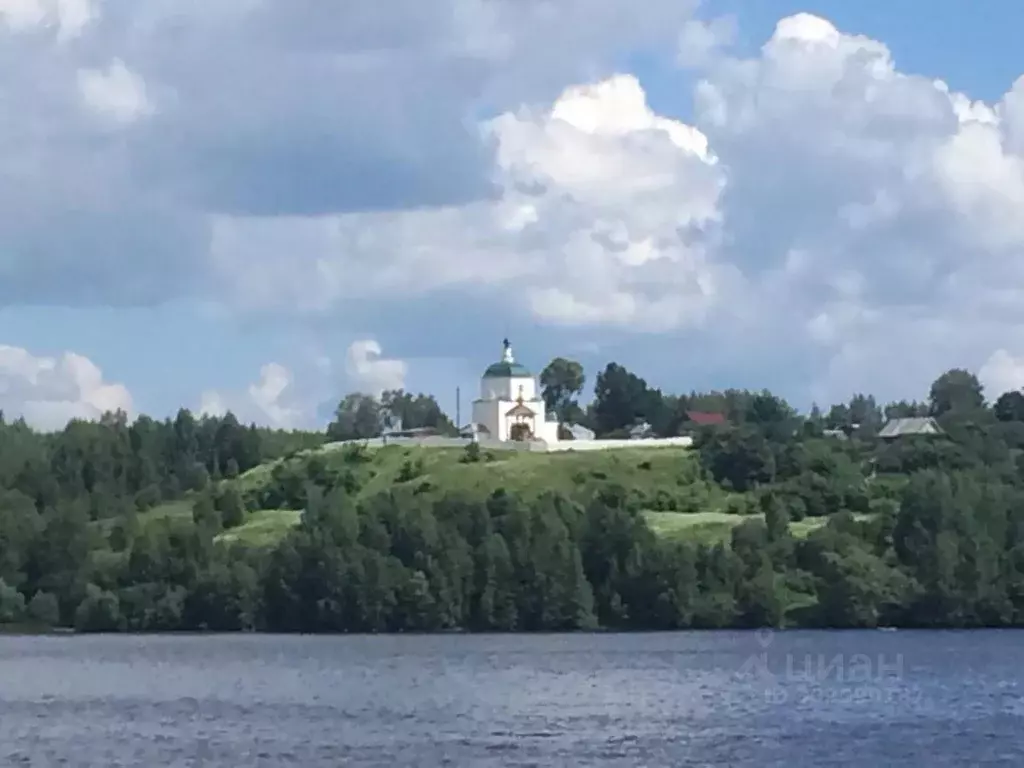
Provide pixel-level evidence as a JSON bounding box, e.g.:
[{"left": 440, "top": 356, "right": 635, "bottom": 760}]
[
  {"left": 536, "top": 419, "right": 561, "bottom": 443},
  {"left": 323, "top": 435, "right": 693, "bottom": 452},
  {"left": 543, "top": 437, "right": 693, "bottom": 452},
  {"left": 480, "top": 375, "right": 536, "bottom": 402}
]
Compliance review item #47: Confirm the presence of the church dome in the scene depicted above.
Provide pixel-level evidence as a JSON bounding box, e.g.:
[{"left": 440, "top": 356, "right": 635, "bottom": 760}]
[
  {"left": 483, "top": 360, "right": 533, "bottom": 378},
  {"left": 483, "top": 338, "right": 533, "bottom": 378}
]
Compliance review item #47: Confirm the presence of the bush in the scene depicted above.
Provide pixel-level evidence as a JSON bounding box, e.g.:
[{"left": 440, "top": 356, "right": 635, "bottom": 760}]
[
  {"left": 724, "top": 495, "right": 754, "bottom": 516},
  {"left": 109, "top": 514, "right": 138, "bottom": 552},
  {"left": 0, "top": 579, "right": 25, "bottom": 624},
  {"left": 134, "top": 484, "right": 161, "bottom": 511},
  {"left": 216, "top": 486, "right": 247, "bottom": 529},
  {"left": 192, "top": 494, "right": 222, "bottom": 531},
  {"left": 27, "top": 591, "right": 60, "bottom": 627},
  {"left": 74, "top": 585, "right": 122, "bottom": 632},
  {"left": 397, "top": 457, "right": 425, "bottom": 482}
]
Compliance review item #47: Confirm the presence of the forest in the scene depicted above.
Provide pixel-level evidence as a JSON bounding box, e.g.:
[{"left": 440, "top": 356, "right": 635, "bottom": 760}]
[{"left": 2, "top": 359, "right": 1024, "bottom": 633}]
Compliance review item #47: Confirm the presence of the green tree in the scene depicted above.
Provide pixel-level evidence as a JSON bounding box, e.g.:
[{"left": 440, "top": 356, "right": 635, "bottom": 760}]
[
  {"left": 216, "top": 486, "right": 247, "bottom": 529},
  {"left": 192, "top": 493, "right": 221, "bottom": 532},
  {"left": 327, "top": 394, "right": 382, "bottom": 441},
  {"left": 929, "top": 369, "right": 985, "bottom": 417},
  {"left": 591, "top": 363, "right": 659, "bottom": 436},
  {"left": 540, "top": 358, "right": 586, "bottom": 425},
  {"left": 380, "top": 390, "right": 455, "bottom": 434},
  {"left": 994, "top": 390, "right": 1024, "bottom": 422}
]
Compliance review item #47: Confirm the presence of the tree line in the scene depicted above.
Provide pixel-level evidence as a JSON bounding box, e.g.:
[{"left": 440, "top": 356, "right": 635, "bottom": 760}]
[{"left": 3, "top": 363, "right": 1024, "bottom": 631}]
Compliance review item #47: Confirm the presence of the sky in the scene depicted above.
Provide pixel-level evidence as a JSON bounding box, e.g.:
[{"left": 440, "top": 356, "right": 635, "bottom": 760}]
[{"left": 4, "top": 0, "right": 1024, "bottom": 430}]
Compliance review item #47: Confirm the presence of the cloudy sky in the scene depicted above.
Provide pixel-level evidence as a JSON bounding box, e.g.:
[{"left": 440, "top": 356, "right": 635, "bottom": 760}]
[{"left": 4, "top": 0, "right": 1024, "bottom": 430}]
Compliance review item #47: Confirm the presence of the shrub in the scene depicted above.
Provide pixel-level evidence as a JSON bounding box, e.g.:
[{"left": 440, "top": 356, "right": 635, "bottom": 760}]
[
  {"left": 27, "top": 591, "right": 60, "bottom": 627},
  {"left": 216, "top": 486, "right": 247, "bottom": 529},
  {"left": 0, "top": 580, "right": 25, "bottom": 624}
]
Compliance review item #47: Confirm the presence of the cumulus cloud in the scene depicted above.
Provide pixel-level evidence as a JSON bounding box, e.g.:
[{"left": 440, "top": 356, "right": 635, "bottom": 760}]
[
  {"left": 0, "top": 0, "right": 702, "bottom": 310},
  {"left": 10, "top": 5, "right": 1024, "bottom": 413},
  {"left": 0, "top": 0, "right": 95, "bottom": 40},
  {"left": 345, "top": 340, "right": 407, "bottom": 395},
  {"left": 980, "top": 350, "right": 1024, "bottom": 399},
  {"left": 197, "top": 341, "right": 406, "bottom": 428},
  {"left": 210, "top": 8, "right": 1024, "bottom": 408},
  {"left": 676, "top": 13, "right": 1024, "bottom": 403},
  {"left": 212, "top": 74, "right": 728, "bottom": 331},
  {"left": 676, "top": 16, "right": 735, "bottom": 68},
  {"left": 0, "top": 345, "right": 132, "bottom": 430},
  {"left": 77, "top": 59, "right": 153, "bottom": 124},
  {"left": 199, "top": 363, "right": 306, "bottom": 429}
]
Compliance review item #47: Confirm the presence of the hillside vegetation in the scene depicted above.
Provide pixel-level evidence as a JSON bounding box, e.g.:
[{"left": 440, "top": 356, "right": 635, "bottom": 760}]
[
  {"left": 4, "top": 362, "right": 1024, "bottom": 633},
  {"left": 131, "top": 444, "right": 732, "bottom": 547},
  {"left": 135, "top": 443, "right": 852, "bottom": 550}
]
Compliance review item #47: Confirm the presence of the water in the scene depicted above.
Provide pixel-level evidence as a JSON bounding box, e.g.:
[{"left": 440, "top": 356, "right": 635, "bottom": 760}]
[{"left": 1, "top": 630, "right": 1022, "bottom": 766}]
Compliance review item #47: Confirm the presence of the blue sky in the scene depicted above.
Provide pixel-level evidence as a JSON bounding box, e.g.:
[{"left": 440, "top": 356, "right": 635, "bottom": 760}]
[{"left": 4, "top": 0, "right": 1024, "bottom": 429}]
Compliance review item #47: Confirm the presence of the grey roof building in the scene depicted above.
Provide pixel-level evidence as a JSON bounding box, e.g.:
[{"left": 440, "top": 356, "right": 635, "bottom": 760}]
[{"left": 877, "top": 417, "right": 942, "bottom": 439}]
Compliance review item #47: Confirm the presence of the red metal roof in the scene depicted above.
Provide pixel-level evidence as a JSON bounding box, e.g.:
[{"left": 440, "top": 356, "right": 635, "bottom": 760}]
[{"left": 685, "top": 410, "right": 726, "bottom": 426}]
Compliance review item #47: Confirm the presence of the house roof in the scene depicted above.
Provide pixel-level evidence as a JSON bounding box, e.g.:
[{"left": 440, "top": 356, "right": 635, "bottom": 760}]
[
  {"left": 877, "top": 417, "right": 942, "bottom": 438},
  {"left": 505, "top": 403, "right": 536, "bottom": 417},
  {"left": 685, "top": 410, "right": 726, "bottom": 426}
]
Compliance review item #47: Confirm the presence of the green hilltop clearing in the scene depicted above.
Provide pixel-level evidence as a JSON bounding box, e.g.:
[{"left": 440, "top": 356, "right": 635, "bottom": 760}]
[{"left": 113, "top": 443, "right": 861, "bottom": 550}]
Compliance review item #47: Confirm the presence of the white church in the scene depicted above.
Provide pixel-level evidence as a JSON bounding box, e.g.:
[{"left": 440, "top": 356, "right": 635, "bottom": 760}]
[{"left": 466, "top": 339, "right": 563, "bottom": 444}]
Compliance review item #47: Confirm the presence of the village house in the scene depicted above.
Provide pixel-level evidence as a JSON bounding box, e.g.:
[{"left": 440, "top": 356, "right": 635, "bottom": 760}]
[{"left": 877, "top": 417, "right": 943, "bottom": 439}]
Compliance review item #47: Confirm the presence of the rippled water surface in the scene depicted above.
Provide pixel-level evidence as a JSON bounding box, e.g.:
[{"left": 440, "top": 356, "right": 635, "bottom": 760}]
[{"left": 2, "top": 630, "right": 1023, "bottom": 766}]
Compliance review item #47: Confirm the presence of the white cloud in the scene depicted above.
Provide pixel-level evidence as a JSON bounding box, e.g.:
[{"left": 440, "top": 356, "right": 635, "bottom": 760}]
[
  {"left": 0, "top": 0, "right": 702, "bottom": 308},
  {"left": 199, "top": 362, "right": 305, "bottom": 429},
  {"left": 196, "top": 341, "right": 405, "bottom": 428},
  {"left": 345, "top": 340, "right": 407, "bottom": 396},
  {"left": 77, "top": 59, "right": 153, "bottom": 124},
  {"left": 9, "top": 5, "right": 1024, "bottom": 412},
  {"left": 677, "top": 16, "right": 735, "bottom": 68},
  {"left": 212, "top": 73, "right": 728, "bottom": 331},
  {"left": 980, "top": 350, "right": 1024, "bottom": 398},
  {"left": 674, "top": 13, "right": 1024, "bottom": 403},
  {"left": 0, "top": 345, "right": 132, "bottom": 430},
  {"left": 0, "top": 0, "right": 95, "bottom": 40},
  {"left": 179, "top": 11, "right": 1024, "bottom": 405}
]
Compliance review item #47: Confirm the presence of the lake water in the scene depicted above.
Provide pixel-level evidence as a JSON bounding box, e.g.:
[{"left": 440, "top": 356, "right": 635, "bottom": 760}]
[{"left": 1, "top": 630, "right": 1022, "bottom": 766}]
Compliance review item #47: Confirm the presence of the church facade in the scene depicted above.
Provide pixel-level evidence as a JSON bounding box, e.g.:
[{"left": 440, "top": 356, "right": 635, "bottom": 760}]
[{"left": 469, "top": 340, "right": 561, "bottom": 444}]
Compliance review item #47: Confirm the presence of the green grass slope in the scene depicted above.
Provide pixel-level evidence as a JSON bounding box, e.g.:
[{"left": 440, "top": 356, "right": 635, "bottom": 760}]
[
  {"left": 107, "top": 443, "right": 867, "bottom": 551},
  {"left": 234, "top": 443, "right": 723, "bottom": 514},
  {"left": 645, "top": 510, "right": 877, "bottom": 546}
]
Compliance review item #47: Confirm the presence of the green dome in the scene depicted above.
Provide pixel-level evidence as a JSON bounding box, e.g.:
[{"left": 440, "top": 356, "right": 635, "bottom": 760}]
[{"left": 483, "top": 361, "right": 533, "bottom": 378}]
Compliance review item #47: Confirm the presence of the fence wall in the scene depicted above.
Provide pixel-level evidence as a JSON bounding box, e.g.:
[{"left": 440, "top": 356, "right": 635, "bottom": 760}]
[{"left": 323, "top": 436, "right": 693, "bottom": 453}]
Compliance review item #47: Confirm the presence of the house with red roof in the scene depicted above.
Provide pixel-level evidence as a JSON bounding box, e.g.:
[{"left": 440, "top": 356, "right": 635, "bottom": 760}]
[{"left": 678, "top": 410, "right": 727, "bottom": 435}]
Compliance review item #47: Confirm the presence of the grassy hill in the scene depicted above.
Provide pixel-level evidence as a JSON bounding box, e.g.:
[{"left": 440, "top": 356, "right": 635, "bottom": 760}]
[{"left": 105, "top": 442, "right": 864, "bottom": 551}]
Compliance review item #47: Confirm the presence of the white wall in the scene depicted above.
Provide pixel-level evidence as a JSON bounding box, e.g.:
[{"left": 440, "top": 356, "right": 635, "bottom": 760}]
[
  {"left": 543, "top": 437, "right": 693, "bottom": 452},
  {"left": 323, "top": 435, "right": 693, "bottom": 453},
  {"left": 536, "top": 419, "right": 561, "bottom": 444},
  {"left": 480, "top": 375, "right": 536, "bottom": 401}
]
